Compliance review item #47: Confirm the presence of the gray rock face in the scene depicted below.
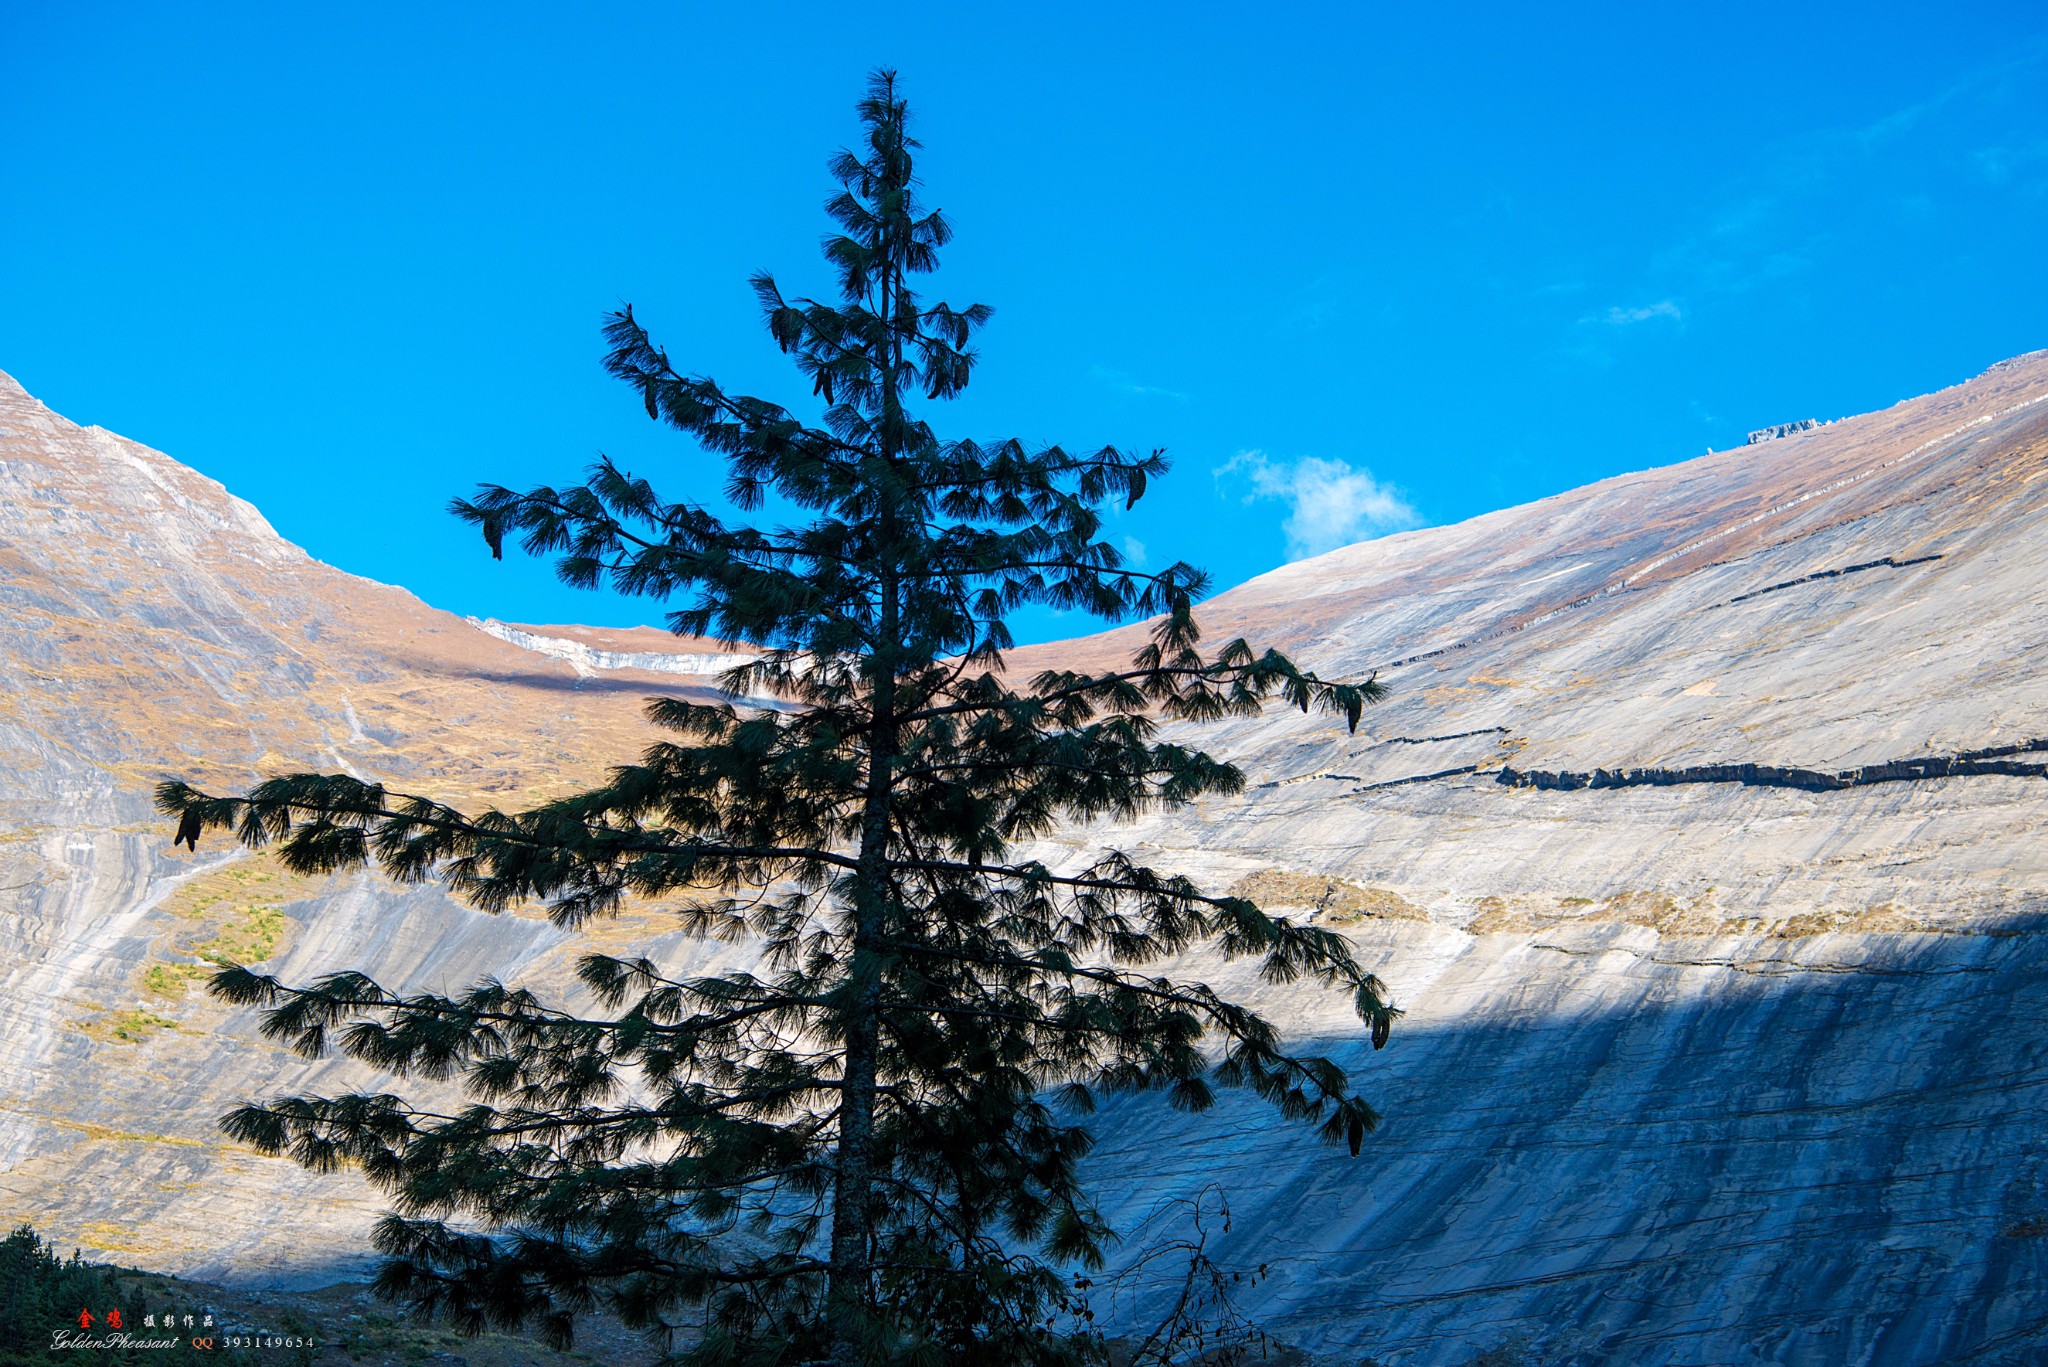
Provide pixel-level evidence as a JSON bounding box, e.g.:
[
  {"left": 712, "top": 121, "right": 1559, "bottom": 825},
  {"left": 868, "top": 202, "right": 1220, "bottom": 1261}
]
[
  {"left": 1746, "top": 418, "right": 1826, "bottom": 444},
  {"left": 1, "top": 353, "right": 2045, "bottom": 1363},
  {"left": 0, "top": 367, "right": 724, "bottom": 1283},
  {"left": 1060, "top": 910, "right": 2048, "bottom": 1366},
  {"left": 986, "top": 350, "right": 2048, "bottom": 1363}
]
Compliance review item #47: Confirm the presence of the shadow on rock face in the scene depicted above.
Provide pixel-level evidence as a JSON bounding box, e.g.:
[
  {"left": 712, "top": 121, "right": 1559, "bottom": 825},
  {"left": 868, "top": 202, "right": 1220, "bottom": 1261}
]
[{"left": 1074, "top": 915, "right": 2048, "bottom": 1367}]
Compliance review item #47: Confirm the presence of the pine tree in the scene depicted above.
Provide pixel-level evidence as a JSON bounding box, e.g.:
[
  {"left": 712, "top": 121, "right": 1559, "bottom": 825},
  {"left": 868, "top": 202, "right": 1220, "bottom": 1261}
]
[{"left": 158, "top": 70, "right": 1397, "bottom": 1367}]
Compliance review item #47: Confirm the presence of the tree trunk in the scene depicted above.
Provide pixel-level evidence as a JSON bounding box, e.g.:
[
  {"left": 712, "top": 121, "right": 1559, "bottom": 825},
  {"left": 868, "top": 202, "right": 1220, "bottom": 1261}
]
[
  {"left": 828, "top": 186, "right": 908, "bottom": 1367},
  {"left": 829, "top": 552, "right": 900, "bottom": 1365}
]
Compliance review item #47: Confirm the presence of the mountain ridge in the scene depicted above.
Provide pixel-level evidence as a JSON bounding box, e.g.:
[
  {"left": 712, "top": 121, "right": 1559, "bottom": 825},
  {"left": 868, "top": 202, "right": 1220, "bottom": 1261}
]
[
  {"left": 1023, "top": 346, "right": 2048, "bottom": 679},
  {"left": 1, "top": 355, "right": 2044, "bottom": 1365}
]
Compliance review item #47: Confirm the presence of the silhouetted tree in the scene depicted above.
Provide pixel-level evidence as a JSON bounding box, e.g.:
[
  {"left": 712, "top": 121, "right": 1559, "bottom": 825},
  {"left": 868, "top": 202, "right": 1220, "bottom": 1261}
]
[
  {"left": 160, "top": 70, "right": 1396, "bottom": 1367},
  {"left": 0, "top": 1225, "right": 293, "bottom": 1366}
]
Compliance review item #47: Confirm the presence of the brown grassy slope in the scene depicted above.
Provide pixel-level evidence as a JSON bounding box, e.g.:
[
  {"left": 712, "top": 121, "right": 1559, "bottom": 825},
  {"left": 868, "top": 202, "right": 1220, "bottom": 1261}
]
[{"left": 0, "top": 368, "right": 731, "bottom": 813}]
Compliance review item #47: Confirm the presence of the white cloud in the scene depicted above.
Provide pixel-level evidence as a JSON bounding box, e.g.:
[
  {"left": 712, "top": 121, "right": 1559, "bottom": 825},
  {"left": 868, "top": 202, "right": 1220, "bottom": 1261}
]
[
  {"left": 1215, "top": 451, "right": 1419, "bottom": 561},
  {"left": 1120, "top": 535, "right": 1149, "bottom": 567},
  {"left": 1598, "top": 299, "right": 1683, "bottom": 326}
]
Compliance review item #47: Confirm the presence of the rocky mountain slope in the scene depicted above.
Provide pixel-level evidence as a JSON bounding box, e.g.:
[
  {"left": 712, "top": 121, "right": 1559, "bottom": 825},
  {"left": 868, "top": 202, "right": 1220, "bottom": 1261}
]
[
  {"left": 2, "top": 356, "right": 2045, "bottom": 1365},
  {"left": 0, "top": 369, "right": 745, "bottom": 1286}
]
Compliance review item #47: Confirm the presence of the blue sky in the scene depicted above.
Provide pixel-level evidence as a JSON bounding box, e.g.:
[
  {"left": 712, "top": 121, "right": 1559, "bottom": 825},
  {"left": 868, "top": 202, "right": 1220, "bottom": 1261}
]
[{"left": 5, "top": 3, "right": 2046, "bottom": 643}]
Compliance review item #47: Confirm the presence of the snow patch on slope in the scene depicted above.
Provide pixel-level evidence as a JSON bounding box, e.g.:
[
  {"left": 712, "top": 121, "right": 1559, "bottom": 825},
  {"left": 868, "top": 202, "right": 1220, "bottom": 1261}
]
[{"left": 466, "top": 617, "right": 759, "bottom": 680}]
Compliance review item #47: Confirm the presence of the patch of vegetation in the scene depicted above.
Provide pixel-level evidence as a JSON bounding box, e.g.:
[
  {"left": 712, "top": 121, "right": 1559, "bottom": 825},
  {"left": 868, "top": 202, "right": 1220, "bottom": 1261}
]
[
  {"left": 1229, "top": 869, "right": 1429, "bottom": 924},
  {"left": 60, "top": 1121, "right": 201, "bottom": 1149},
  {"left": 190, "top": 899, "right": 288, "bottom": 966},
  {"left": 1505, "top": 888, "right": 1726, "bottom": 937},
  {"left": 1467, "top": 887, "right": 1948, "bottom": 942},
  {"left": 1467, "top": 889, "right": 1724, "bottom": 936},
  {"left": 165, "top": 862, "right": 298, "bottom": 957},
  {"left": 79, "top": 1009, "right": 183, "bottom": 1045},
  {"left": 141, "top": 963, "right": 211, "bottom": 1000},
  {"left": 1595, "top": 889, "right": 1692, "bottom": 932},
  {"left": 1772, "top": 902, "right": 1926, "bottom": 938},
  {"left": 136, "top": 857, "right": 306, "bottom": 1005},
  {"left": 326, "top": 1316, "right": 605, "bottom": 1367},
  {"left": 77, "top": 1223, "right": 151, "bottom": 1258},
  {"left": 1465, "top": 896, "right": 1535, "bottom": 935}
]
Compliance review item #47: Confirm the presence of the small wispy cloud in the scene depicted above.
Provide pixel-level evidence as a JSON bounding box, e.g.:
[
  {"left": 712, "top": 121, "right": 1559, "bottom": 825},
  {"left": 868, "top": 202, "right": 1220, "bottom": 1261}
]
[
  {"left": 1120, "top": 535, "right": 1149, "bottom": 567},
  {"left": 1595, "top": 299, "right": 1683, "bottom": 326},
  {"left": 1551, "top": 45, "right": 2045, "bottom": 368},
  {"left": 1973, "top": 140, "right": 2048, "bottom": 189},
  {"left": 1090, "top": 366, "right": 1188, "bottom": 401},
  {"left": 1215, "top": 451, "right": 1419, "bottom": 561}
]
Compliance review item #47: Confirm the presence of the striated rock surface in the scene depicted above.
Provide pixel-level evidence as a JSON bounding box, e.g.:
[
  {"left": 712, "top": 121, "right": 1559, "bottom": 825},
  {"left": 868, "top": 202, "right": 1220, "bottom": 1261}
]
[
  {"left": 1002, "top": 348, "right": 2048, "bottom": 1364},
  {"left": 2, "top": 353, "right": 2046, "bottom": 1364},
  {"left": 0, "top": 366, "right": 736, "bottom": 1283}
]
